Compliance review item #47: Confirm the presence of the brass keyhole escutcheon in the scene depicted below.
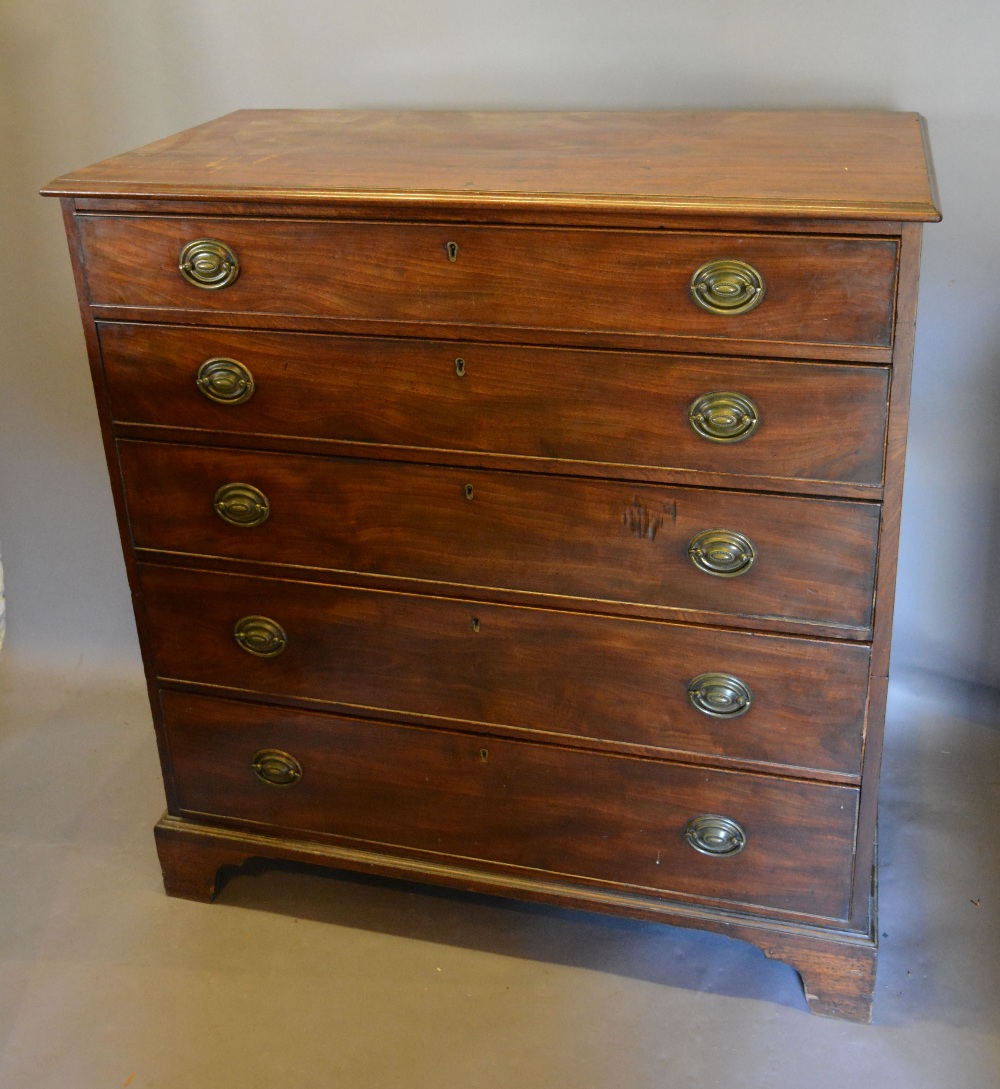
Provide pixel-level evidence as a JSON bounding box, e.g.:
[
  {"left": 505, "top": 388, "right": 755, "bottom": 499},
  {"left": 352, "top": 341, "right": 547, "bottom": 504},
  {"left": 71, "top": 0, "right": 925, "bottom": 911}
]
[
  {"left": 688, "top": 391, "right": 759, "bottom": 443},
  {"left": 479, "top": 748, "right": 489, "bottom": 762},
  {"left": 178, "top": 238, "right": 240, "bottom": 290},
  {"left": 683, "top": 815, "right": 747, "bottom": 857},
  {"left": 251, "top": 748, "right": 302, "bottom": 787},
  {"left": 687, "top": 528, "right": 756, "bottom": 578},
  {"left": 445, "top": 241, "right": 459, "bottom": 262},
  {"left": 233, "top": 615, "right": 288, "bottom": 658},
  {"left": 464, "top": 483, "right": 475, "bottom": 501},
  {"left": 454, "top": 357, "right": 466, "bottom": 377},
  {"left": 471, "top": 617, "right": 481, "bottom": 632},
  {"left": 689, "top": 259, "right": 765, "bottom": 316},
  {"left": 196, "top": 357, "right": 255, "bottom": 405},
  {"left": 214, "top": 483, "right": 270, "bottom": 528},
  {"left": 687, "top": 673, "right": 753, "bottom": 718}
]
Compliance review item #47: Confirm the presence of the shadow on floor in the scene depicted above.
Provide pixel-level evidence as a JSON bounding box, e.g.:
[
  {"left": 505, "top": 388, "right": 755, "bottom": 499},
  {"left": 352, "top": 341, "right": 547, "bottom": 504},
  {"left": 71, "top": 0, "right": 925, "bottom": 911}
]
[{"left": 213, "top": 855, "right": 811, "bottom": 1012}]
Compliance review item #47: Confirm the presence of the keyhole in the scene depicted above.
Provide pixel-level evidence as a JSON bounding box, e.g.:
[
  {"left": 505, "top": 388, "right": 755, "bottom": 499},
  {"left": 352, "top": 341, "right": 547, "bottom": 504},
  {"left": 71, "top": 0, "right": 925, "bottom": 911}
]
[
  {"left": 471, "top": 617, "right": 480, "bottom": 632},
  {"left": 479, "top": 748, "right": 489, "bottom": 762},
  {"left": 454, "top": 357, "right": 466, "bottom": 377},
  {"left": 464, "top": 483, "right": 474, "bottom": 501},
  {"left": 445, "top": 241, "right": 459, "bottom": 262}
]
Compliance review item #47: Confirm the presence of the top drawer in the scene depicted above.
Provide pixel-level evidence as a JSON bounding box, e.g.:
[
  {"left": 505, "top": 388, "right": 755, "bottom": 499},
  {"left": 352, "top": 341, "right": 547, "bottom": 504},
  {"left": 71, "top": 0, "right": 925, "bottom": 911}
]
[{"left": 77, "top": 216, "right": 899, "bottom": 353}]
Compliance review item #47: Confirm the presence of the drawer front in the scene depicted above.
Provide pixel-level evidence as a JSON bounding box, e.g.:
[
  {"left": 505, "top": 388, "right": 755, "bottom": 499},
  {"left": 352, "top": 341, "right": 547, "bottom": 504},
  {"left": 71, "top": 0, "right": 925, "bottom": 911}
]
[
  {"left": 120, "top": 441, "right": 880, "bottom": 632},
  {"left": 141, "top": 564, "right": 870, "bottom": 777},
  {"left": 161, "top": 691, "right": 859, "bottom": 920},
  {"left": 100, "top": 323, "right": 890, "bottom": 488},
  {"left": 80, "top": 216, "right": 898, "bottom": 350}
]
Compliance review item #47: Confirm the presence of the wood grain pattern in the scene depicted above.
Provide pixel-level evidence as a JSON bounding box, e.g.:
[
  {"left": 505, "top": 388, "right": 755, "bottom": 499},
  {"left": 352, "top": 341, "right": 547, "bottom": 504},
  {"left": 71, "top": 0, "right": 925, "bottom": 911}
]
[
  {"left": 119, "top": 440, "right": 881, "bottom": 633},
  {"left": 154, "top": 810, "right": 877, "bottom": 1020},
  {"left": 45, "top": 110, "right": 939, "bottom": 1020},
  {"left": 754, "top": 929, "right": 877, "bottom": 1021},
  {"left": 160, "top": 690, "right": 859, "bottom": 921},
  {"left": 70, "top": 198, "right": 915, "bottom": 235},
  {"left": 87, "top": 308, "right": 897, "bottom": 365},
  {"left": 44, "top": 110, "right": 940, "bottom": 223},
  {"left": 99, "top": 323, "right": 890, "bottom": 491},
  {"left": 56, "top": 201, "right": 188, "bottom": 814},
  {"left": 78, "top": 216, "right": 899, "bottom": 351},
  {"left": 140, "top": 563, "right": 870, "bottom": 778}
]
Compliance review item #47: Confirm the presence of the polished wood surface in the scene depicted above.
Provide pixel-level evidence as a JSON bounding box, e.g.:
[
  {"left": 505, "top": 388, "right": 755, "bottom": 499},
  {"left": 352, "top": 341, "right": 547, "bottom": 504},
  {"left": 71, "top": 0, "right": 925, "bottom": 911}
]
[
  {"left": 100, "top": 324, "right": 891, "bottom": 492},
  {"left": 141, "top": 564, "right": 870, "bottom": 778},
  {"left": 161, "top": 691, "right": 859, "bottom": 921},
  {"left": 79, "top": 216, "right": 899, "bottom": 351},
  {"left": 46, "top": 109, "right": 939, "bottom": 1021},
  {"left": 119, "top": 440, "right": 881, "bottom": 633},
  {"left": 154, "top": 812, "right": 877, "bottom": 1020},
  {"left": 44, "top": 110, "right": 941, "bottom": 222}
]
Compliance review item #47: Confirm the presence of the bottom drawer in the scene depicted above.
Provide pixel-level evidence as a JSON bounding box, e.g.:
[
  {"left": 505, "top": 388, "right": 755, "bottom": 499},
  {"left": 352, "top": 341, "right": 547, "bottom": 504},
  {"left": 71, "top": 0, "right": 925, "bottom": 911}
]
[{"left": 161, "top": 691, "right": 858, "bottom": 921}]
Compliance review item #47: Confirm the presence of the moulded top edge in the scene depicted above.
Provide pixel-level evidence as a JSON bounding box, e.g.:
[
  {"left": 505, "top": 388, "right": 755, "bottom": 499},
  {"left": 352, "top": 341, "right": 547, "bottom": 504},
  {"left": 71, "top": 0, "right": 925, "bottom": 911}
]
[{"left": 40, "top": 183, "right": 942, "bottom": 223}]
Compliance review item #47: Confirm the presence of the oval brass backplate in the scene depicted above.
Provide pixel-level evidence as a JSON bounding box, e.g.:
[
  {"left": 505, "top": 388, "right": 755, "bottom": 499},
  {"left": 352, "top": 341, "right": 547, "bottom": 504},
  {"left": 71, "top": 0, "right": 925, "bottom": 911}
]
[
  {"left": 687, "top": 528, "right": 756, "bottom": 577},
  {"left": 196, "top": 358, "right": 255, "bottom": 405},
  {"left": 687, "top": 672, "right": 753, "bottom": 718},
  {"left": 213, "top": 482, "right": 270, "bottom": 528},
  {"left": 250, "top": 748, "right": 302, "bottom": 787},
  {"left": 178, "top": 238, "right": 240, "bottom": 289},
  {"left": 683, "top": 814, "right": 747, "bottom": 857},
  {"left": 233, "top": 615, "right": 288, "bottom": 657},
  {"left": 688, "top": 391, "right": 759, "bottom": 443},
  {"left": 689, "top": 259, "right": 765, "bottom": 316}
]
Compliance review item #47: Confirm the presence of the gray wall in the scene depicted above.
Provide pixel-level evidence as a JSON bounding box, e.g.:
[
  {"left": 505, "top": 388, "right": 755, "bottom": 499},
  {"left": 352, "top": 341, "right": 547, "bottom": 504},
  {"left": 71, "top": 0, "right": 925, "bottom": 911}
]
[{"left": 1, "top": 1, "right": 996, "bottom": 684}]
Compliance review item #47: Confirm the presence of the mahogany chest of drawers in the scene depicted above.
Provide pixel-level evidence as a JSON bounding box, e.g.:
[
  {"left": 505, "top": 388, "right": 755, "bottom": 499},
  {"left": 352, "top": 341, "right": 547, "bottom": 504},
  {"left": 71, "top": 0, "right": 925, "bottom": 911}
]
[{"left": 44, "top": 110, "right": 939, "bottom": 1021}]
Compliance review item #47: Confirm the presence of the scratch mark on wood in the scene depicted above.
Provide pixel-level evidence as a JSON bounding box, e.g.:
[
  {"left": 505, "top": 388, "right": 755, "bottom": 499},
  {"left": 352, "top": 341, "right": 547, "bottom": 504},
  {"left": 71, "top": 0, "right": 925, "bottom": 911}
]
[{"left": 622, "top": 498, "right": 665, "bottom": 540}]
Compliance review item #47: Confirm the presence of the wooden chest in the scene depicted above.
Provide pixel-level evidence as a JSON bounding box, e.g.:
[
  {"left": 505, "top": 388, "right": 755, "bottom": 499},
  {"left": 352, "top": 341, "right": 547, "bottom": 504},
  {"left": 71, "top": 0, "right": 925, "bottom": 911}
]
[{"left": 44, "top": 110, "right": 939, "bottom": 1021}]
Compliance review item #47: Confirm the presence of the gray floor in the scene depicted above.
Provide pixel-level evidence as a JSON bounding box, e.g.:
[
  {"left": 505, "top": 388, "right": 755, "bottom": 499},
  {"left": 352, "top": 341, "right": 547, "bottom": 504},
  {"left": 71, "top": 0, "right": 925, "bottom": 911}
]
[{"left": 1, "top": 658, "right": 997, "bottom": 1088}]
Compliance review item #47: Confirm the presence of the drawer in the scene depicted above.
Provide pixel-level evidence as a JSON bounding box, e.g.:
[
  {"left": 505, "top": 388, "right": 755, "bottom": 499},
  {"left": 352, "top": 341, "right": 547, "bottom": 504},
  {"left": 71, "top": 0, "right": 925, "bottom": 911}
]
[
  {"left": 120, "top": 441, "right": 881, "bottom": 634},
  {"left": 160, "top": 690, "right": 859, "bottom": 920},
  {"left": 79, "top": 216, "right": 898, "bottom": 351},
  {"left": 100, "top": 323, "right": 890, "bottom": 490},
  {"left": 141, "top": 564, "right": 870, "bottom": 777}
]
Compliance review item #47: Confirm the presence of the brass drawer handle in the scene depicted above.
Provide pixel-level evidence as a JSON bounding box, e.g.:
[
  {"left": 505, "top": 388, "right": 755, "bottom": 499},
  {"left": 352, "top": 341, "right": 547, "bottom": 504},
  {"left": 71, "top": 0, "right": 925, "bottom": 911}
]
[
  {"left": 251, "top": 748, "right": 302, "bottom": 787},
  {"left": 688, "top": 391, "right": 759, "bottom": 443},
  {"left": 233, "top": 615, "right": 288, "bottom": 657},
  {"left": 687, "top": 673, "right": 753, "bottom": 718},
  {"left": 689, "top": 259, "right": 765, "bottom": 316},
  {"left": 196, "top": 357, "right": 255, "bottom": 404},
  {"left": 213, "top": 482, "right": 270, "bottom": 528},
  {"left": 684, "top": 815, "right": 747, "bottom": 857},
  {"left": 688, "top": 528, "right": 755, "bottom": 577},
  {"left": 178, "top": 238, "right": 240, "bottom": 289}
]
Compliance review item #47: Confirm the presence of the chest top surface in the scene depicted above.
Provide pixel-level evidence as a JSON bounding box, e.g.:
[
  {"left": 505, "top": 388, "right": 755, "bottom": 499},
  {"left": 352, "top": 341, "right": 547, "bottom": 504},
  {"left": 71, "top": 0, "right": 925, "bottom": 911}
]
[{"left": 43, "top": 109, "right": 940, "bottom": 222}]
